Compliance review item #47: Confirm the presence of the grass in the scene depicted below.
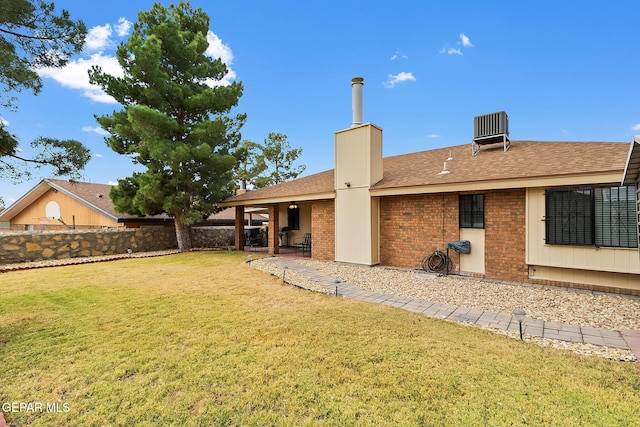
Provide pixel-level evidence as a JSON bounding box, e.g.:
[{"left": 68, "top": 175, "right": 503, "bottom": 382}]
[{"left": 1, "top": 251, "right": 640, "bottom": 426}]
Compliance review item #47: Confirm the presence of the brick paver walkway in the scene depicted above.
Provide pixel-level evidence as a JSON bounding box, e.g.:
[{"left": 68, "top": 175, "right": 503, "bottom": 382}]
[{"left": 264, "top": 257, "right": 640, "bottom": 357}]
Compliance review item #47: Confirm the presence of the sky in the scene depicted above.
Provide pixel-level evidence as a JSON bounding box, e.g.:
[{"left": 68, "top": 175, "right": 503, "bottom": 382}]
[{"left": 2, "top": 0, "right": 640, "bottom": 205}]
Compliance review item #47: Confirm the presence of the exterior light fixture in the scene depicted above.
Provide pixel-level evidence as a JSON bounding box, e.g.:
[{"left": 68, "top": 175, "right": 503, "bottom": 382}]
[
  {"left": 289, "top": 203, "right": 298, "bottom": 209},
  {"left": 446, "top": 149, "right": 454, "bottom": 161},
  {"left": 513, "top": 310, "right": 526, "bottom": 341},
  {"left": 438, "top": 161, "right": 450, "bottom": 175},
  {"left": 333, "top": 279, "right": 341, "bottom": 297}
]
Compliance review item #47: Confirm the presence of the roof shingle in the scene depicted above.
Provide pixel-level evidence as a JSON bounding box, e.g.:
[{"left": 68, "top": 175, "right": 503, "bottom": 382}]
[{"left": 222, "top": 140, "right": 629, "bottom": 205}]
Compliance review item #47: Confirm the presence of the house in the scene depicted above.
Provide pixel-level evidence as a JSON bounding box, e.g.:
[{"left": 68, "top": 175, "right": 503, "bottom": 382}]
[
  {"left": 0, "top": 179, "right": 175, "bottom": 230},
  {"left": 221, "top": 77, "right": 640, "bottom": 295},
  {"left": 0, "top": 179, "right": 269, "bottom": 231},
  {"left": 204, "top": 205, "right": 268, "bottom": 227}
]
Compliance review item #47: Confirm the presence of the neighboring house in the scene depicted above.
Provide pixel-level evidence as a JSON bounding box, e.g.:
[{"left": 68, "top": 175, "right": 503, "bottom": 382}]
[
  {"left": 0, "top": 179, "right": 174, "bottom": 230},
  {"left": 0, "top": 179, "right": 268, "bottom": 231},
  {"left": 221, "top": 77, "right": 640, "bottom": 295},
  {"left": 205, "top": 206, "right": 268, "bottom": 227}
]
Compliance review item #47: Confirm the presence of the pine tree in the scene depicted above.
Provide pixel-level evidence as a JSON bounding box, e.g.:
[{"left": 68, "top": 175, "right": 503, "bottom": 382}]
[
  {"left": 0, "top": 0, "right": 89, "bottom": 193},
  {"left": 254, "top": 132, "right": 305, "bottom": 188},
  {"left": 89, "top": 1, "right": 244, "bottom": 250}
]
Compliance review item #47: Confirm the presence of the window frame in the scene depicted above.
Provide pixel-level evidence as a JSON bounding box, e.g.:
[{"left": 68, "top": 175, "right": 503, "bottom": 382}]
[
  {"left": 545, "top": 185, "right": 637, "bottom": 248},
  {"left": 459, "top": 194, "right": 485, "bottom": 229}
]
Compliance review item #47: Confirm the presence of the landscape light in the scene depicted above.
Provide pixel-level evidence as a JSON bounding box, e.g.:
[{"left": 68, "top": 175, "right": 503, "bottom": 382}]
[{"left": 513, "top": 310, "right": 526, "bottom": 341}]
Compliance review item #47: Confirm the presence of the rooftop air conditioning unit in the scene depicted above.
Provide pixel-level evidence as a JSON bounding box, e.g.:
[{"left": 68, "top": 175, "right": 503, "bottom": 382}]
[{"left": 472, "top": 111, "right": 510, "bottom": 156}]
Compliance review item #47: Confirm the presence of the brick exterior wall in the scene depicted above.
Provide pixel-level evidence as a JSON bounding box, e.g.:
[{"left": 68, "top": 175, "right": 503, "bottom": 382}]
[
  {"left": 380, "top": 194, "right": 460, "bottom": 269},
  {"left": 268, "top": 204, "right": 279, "bottom": 255},
  {"left": 311, "top": 199, "right": 334, "bottom": 261},
  {"left": 484, "top": 189, "right": 528, "bottom": 282},
  {"left": 379, "top": 190, "right": 528, "bottom": 283}
]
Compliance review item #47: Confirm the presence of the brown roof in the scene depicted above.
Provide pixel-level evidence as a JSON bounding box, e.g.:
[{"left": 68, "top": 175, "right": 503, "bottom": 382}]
[
  {"left": 49, "top": 179, "right": 175, "bottom": 221},
  {"left": 0, "top": 179, "right": 171, "bottom": 222},
  {"left": 48, "top": 179, "right": 122, "bottom": 218},
  {"left": 222, "top": 140, "right": 629, "bottom": 205},
  {"left": 376, "top": 141, "right": 627, "bottom": 190},
  {"left": 223, "top": 169, "right": 335, "bottom": 204},
  {"left": 207, "top": 207, "right": 268, "bottom": 222}
]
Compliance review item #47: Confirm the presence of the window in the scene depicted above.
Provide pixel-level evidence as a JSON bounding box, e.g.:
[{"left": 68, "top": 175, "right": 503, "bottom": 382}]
[
  {"left": 594, "top": 186, "right": 637, "bottom": 248},
  {"left": 459, "top": 194, "right": 484, "bottom": 228},
  {"left": 545, "top": 186, "right": 637, "bottom": 248},
  {"left": 545, "top": 188, "right": 593, "bottom": 245},
  {"left": 287, "top": 205, "right": 300, "bottom": 230}
]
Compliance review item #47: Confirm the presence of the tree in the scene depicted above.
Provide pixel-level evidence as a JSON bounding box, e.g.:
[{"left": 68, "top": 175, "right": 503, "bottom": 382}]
[
  {"left": 254, "top": 132, "right": 305, "bottom": 188},
  {"left": 0, "top": 0, "right": 90, "bottom": 198},
  {"left": 233, "top": 140, "right": 266, "bottom": 190},
  {"left": 0, "top": 0, "right": 87, "bottom": 109},
  {"left": 0, "top": 127, "right": 90, "bottom": 180},
  {"left": 89, "top": 1, "right": 244, "bottom": 250}
]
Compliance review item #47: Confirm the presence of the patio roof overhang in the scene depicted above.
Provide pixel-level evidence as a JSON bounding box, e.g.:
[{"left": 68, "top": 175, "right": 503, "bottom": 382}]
[
  {"left": 622, "top": 136, "right": 640, "bottom": 186},
  {"left": 219, "top": 191, "right": 335, "bottom": 208}
]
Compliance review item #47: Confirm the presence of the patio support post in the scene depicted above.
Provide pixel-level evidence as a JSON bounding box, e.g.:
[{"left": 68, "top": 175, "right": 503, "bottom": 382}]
[
  {"left": 268, "top": 204, "right": 279, "bottom": 255},
  {"left": 234, "top": 206, "right": 245, "bottom": 251}
]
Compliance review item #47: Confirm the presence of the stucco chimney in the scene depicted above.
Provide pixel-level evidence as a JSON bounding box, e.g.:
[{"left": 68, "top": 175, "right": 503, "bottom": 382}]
[{"left": 351, "top": 77, "right": 364, "bottom": 127}]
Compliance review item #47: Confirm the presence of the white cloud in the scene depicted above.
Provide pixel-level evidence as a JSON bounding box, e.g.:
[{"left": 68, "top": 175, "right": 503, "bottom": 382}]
[
  {"left": 0, "top": 117, "right": 9, "bottom": 127},
  {"left": 115, "top": 18, "right": 132, "bottom": 37},
  {"left": 85, "top": 19, "right": 131, "bottom": 53},
  {"left": 206, "top": 31, "right": 233, "bottom": 64},
  {"left": 85, "top": 24, "right": 113, "bottom": 52},
  {"left": 106, "top": 181, "right": 118, "bottom": 186},
  {"left": 83, "top": 126, "right": 110, "bottom": 135},
  {"left": 39, "top": 23, "right": 236, "bottom": 100},
  {"left": 439, "top": 47, "right": 462, "bottom": 55},
  {"left": 439, "top": 33, "right": 473, "bottom": 56},
  {"left": 94, "top": 153, "right": 103, "bottom": 158},
  {"left": 203, "top": 31, "right": 237, "bottom": 86},
  {"left": 427, "top": 133, "right": 440, "bottom": 138},
  {"left": 38, "top": 53, "right": 123, "bottom": 103},
  {"left": 383, "top": 72, "right": 416, "bottom": 88},
  {"left": 38, "top": 19, "right": 131, "bottom": 103},
  {"left": 460, "top": 33, "right": 473, "bottom": 48},
  {"left": 632, "top": 123, "right": 640, "bottom": 131},
  {"left": 390, "top": 49, "right": 408, "bottom": 61}
]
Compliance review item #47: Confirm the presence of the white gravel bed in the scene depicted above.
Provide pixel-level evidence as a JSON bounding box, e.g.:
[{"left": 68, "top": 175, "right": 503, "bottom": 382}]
[
  {"left": 250, "top": 258, "right": 639, "bottom": 362},
  {"left": 297, "top": 260, "right": 640, "bottom": 331},
  {"left": 0, "top": 250, "right": 182, "bottom": 272}
]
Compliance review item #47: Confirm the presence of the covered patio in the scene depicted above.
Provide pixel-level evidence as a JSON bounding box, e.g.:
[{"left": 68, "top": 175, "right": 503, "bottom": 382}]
[
  {"left": 231, "top": 201, "right": 314, "bottom": 257},
  {"left": 242, "top": 245, "right": 310, "bottom": 259},
  {"left": 218, "top": 170, "right": 336, "bottom": 262}
]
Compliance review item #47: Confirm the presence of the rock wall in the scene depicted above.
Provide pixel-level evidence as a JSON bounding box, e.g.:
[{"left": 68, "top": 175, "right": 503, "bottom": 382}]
[
  {"left": 191, "top": 226, "right": 235, "bottom": 248},
  {"left": 0, "top": 228, "right": 178, "bottom": 264}
]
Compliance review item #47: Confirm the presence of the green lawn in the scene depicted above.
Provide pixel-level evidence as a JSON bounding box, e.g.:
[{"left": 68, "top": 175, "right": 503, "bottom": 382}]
[{"left": 1, "top": 251, "right": 639, "bottom": 426}]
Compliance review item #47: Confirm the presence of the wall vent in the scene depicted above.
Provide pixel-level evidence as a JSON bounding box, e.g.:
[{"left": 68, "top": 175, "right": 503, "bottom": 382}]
[{"left": 472, "top": 111, "right": 510, "bottom": 156}]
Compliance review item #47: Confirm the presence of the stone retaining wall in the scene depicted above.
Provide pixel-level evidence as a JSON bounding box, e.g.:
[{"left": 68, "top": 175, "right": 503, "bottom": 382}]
[
  {"left": 191, "top": 226, "right": 235, "bottom": 248},
  {"left": 0, "top": 226, "right": 252, "bottom": 265},
  {"left": 0, "top": 228, "right": 178, "bottom": 264}
]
